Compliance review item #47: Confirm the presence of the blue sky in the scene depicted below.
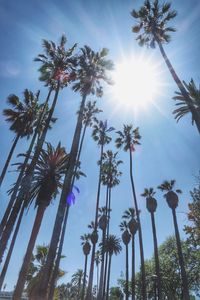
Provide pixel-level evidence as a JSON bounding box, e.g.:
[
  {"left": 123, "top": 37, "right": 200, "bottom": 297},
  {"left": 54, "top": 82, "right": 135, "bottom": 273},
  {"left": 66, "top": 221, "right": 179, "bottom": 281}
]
[{"left": 0, "top": 0, "right": 200, "bottom": 293}]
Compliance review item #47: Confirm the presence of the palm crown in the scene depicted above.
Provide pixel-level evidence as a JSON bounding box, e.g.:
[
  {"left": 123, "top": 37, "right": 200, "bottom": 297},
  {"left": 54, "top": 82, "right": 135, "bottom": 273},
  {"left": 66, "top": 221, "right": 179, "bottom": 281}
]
[
  {"left": 82, "top": 100, "right": 102, "bottom": 127},
  {"left": 101, "top": 150, "right": 122, "bottom": 188},
  {"left": 141, "top": 187, "right": 156, "bottom": 198},
  {"left": 122, "top": 208, "right": 136, "bottom": 220},
  {"left": 131, "top": 0, "right": 177, "bottom": 48},
  {"left": 173, "top": 79, "right": 200, "bottom": 124},
  {"left": 102, "top": 235, "right": 122, "bottom": 256},
  {"left": 92, "top": 120, "right": 114, "bottom": 146},
  {"left": 3, "top": 89, "right": 40, "bottom": 139},
  {"left": 34, "top": 34, "right": 77, "bottom": 88},
  {"left": 29, "top": 142, "right": 69, "bottom": 208},
  {"left": 115, "top": 125, "right": 141, "bottom": 152},
  {"left": 157, "top": 180, "right": 182, "bottom": 195},
  {"left": 72, "top": 46, "right": 114, "bottom": 96}
]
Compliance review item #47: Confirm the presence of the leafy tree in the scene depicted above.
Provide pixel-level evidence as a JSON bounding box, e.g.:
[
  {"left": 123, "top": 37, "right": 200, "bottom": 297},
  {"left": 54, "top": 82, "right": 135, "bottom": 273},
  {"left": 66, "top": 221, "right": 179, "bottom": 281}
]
[
  {"left": 131, "top": 0, "right": 200, "bottom": 132},
  {"left": 109, "top": 286, "right": 124, "bottom": 300}
]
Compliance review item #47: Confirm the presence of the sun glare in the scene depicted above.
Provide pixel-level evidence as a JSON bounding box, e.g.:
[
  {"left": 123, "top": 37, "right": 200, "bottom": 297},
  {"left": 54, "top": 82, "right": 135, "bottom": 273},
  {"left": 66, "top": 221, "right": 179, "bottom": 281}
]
[{"left": 110, "top": 56, "right": 161, "bottom": 111}]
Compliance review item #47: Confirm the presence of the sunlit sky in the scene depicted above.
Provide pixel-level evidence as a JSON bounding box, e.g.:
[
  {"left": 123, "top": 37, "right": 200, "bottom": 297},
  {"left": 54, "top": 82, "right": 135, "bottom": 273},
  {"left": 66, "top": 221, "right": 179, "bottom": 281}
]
[{"left": 0, "top": 0, "right": 200, "bottom": 292}]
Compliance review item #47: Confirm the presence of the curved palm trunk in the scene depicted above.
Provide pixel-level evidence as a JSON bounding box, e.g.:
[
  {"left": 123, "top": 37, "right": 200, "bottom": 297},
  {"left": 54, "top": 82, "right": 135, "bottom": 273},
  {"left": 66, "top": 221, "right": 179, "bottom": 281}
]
[
  {"left": 156, "top": 40, "right": 200, "bottom": 133},
  {"left": 150, "top": 212, "right": 162, "bottom": 300},
  {"left": 129, "top": 148, "right": 146, "bottom": 299},
  {"left": 98, "top": 229, "right": 106, "bottom": 300},
  {"left": 81, "top": 254, "right": 88, "bottom": 300},
  {"left": 105, "top": 254, "right": 112, "bottom": 300},
  {"left": 36, "top": 94, "right": 87, "bottom": 300},
  {"left": 86, "top": 143, "right": 104, "bottom": 300},
  {"left": 0, "top": 88, "right": 52, "bottom": 236},
  {"left": 0, "top": 86, "right": 58, "bottom": 262},
  {"left": 0, "top": 134, "right": 20, "bottom": 187},
  {"left": 125, "top": 244, "right": 129, "bottom": 300},
  {"left": 131, "top": 234, "right": 135, "bottom": 300},
  {"left": 0, "top": 203, "right": 25, "bottom": 290},
  {"left": 171, "top": 208, "right": 190, "bottom": 300},
  {"left": 13, "top": 203, "right": 46, "bottom": 300}
]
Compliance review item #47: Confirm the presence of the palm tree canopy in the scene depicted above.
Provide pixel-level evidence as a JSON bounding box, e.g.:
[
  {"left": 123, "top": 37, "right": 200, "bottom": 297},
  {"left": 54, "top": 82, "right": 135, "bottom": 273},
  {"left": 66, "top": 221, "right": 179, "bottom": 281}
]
[
  {"left": 100, "top": 235, "right": 122, "bottom": 256},
  {"left": 131, "top": 0, "right": 177, "bottom": 48},
  {"left": 115, "top": 125, "right": 141, "bottom": 152},
  {"left": 173, "top": 79, "right": 200, "bottom": 124},
  {"left": 71, "top": 269, "right": 84, "bottom": 286},
  {"left": 72, "top": 46, "right": 114, "bottom": 96},
  {"left": 141, "top": 187, "right": 156, "bottom": 198},
  {"left": 122, "top": 208, "right": 136, "bottom": 220},
  {"left": 81, "top": 100, "right": 102, "bottom": 127},
  {"left": 34, "top": 34, "right": 77, "bottom": 88},
  {"left": 94, "top": 250, "right": 101, "bottom": 266},
  {"left": 92, "top": 119, "right": 114, "bottom": 146},
  {"left": 101, "top": 150, "right": 123, "bottom": 188},
  {"left": 3, "top": 89, "right": 40, "bottom": 138},
  {"left": 157, "top": 179, "right": 182, "bottom": 195},
  {"left": 29, "top": 142, "right": 69, "bottom": 208}
]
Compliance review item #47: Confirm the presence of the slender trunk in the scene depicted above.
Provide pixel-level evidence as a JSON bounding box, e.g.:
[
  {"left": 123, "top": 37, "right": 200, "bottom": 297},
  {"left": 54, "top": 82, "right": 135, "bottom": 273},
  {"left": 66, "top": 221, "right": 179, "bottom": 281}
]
[
  {"left": 86, "top": 143, "right": 104, "bottom": 300},
  {"left": 0, "top": 204, "right": 25, "bottom": 290},
  {"left": 131, "top": 234, "right": 135, "bottom": 300},
  {"left": 47, "top": 122, "right": 88, "bottom": 299},
  {"left": 36, "top": 94, "right": 87, "bottom": 299},
  {"left": 13, "top": 204, "right": 46, "bottom": 300},
  {"left": 98, "top": 229, "right": 106, "bottom": 300},
  {"left": 81, "top": 254, "right": 88, "bottom": 300},
  {"left": 129, "top": 148, "right": 146, "bottom": 299},
  {"left": 97, "top": 263, "right": 99, "bottom": 295},
  {"left": 105, "top": 254, "right": 112, "bottom": 300},
  {"left": 0, "top": 88, "right": 52, "bottom": 237},
  {"left": 150, "top": 212, "right": 162, "bottom": 300},
  {"left": 0, "top": 134, "right": 20, "bottom": 187},
  {"left": 0, "top": 86, "right": 57, "bottom": 262},
  {"left": 157, "top": 40, "right": 200, "bottom": 133},
  {"left": 172, "top": 208, "right": 190, "bottom": 300},
  {"left": 103, "top": 186, "right": 110, "bottom": 299},
  {"left": 125, "top": 244, "right": 129, "bottom": 300}
]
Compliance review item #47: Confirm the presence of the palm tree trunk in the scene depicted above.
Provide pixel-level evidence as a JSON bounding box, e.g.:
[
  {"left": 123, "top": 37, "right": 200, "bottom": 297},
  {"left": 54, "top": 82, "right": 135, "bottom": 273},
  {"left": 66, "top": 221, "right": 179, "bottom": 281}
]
[
  {"left": 36, "top": 94, "right": 87, "bottom": 300},
  {"left": 97, "top": 263, "right": 99, "bottom": 295},
  {"left": 98, "top": 229, "right": 106, "bottom": 300},
  {"left": 103, "top": 186, "right": 110, "bottom": 299},
  {"left": 150, "top": 212, "right": 162, "bottom": 300},
  {"left": 0, "top": 203, "right": 25, "bottom": 290},
  {"left": 81, "top": 254, "right": 88, "bottom": 300},
  {"left": 0, "top": 86, "right": 57, "bottom": 262},
  {"left": 131, "top": 234, "right": 135, "bottom": 300},
  {"left": 0, "top": 133, "right": 20, "bottom": 187},
  {"left": 129, "top": 148, "right": 146, "bottom": 300},
  {"left": 13, "top": 203, "right": 46, "bottom": 300},
  {"left": 156, "top": 40, "right": 200, "bottom": 133},
  {"left": 105, "top": 254, "right": 112, "bottom": 300},
  {"left": 125, "top": 244, "right": 129, "bottom": 300},
  {"left": 86, "top": 143, "right": 104, "bottom": 300},
  {"left": 171, "top": 208, "right": 190, "bottom": 300}
]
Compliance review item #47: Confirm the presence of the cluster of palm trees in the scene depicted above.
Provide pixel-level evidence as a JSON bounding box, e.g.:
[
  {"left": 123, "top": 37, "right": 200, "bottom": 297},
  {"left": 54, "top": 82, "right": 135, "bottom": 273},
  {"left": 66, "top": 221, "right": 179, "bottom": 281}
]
[{"left": 0, "top": 0, "right": 198, "bottom": 299}]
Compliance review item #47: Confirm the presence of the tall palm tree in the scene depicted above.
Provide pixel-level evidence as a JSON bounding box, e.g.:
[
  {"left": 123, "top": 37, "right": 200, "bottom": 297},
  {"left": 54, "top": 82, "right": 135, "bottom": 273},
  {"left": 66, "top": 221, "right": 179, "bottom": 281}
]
[
  {"left": 157, "top": 180, "right": 190, "bottom": 299},
  {"left": 119, "top": 221, "right": 131, "bottom": 300},
  {"left": 115, "top": 125, "right": 147, "bottom": 299},
  {"left": 86, "top": 120, "right": 114, "bottom": 300},
  {"left": 37, "top": 46, "right": 113, "bottom": 300},
  {"left": 12, "top": 143, "right": 68, "bottom": 300},
  {"left": 173, "top": 79, "right": 200, "bottom": 124},
  {"left": 0, "top": 35, "right": 76, "bottom": 261},
  {"left": 104, "top": 235, "right": 122, "bottom": 300},
  {"left": 47, "top": 102, "right": 102, "bottom": 300},
  {"left": 122, "top": 208, "right": 138, "bottom": 300},
  {"left": 0, "top": 90, "right": 40, "bottom": 186},
  {"left": 141, "top": 188, "right": 162, "bottom": 299},
  {"left": 81, "top": 234, "right": 91, "bottom": 300},
  {"left": 131, "top": 0, "right": 200, "bottom": 133}
]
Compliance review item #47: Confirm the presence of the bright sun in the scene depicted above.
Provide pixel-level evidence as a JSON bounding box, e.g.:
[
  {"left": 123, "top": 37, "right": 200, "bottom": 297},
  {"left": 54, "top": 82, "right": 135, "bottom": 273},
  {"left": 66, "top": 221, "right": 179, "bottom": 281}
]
[{"left": 110, "top": 56, "right": 161, "bottom": 110}]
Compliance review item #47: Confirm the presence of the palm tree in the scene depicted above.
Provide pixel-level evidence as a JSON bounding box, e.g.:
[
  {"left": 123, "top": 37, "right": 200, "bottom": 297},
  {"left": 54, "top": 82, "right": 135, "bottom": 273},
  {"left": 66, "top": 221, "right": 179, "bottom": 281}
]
[
  {"left": 115, "top": 125, "right": 147, "bottom": 299},
  {"left": 122, "top": 208, "right": 138, "bottom": 300},
  {"left": 81, "top": 234, "right": 91, "bottom": 300},
  {"left": 103, "top": 235, "right": 122, "bottom": 300},
  {"left": 131, "top": 0, "right": 200, "bottom": 133},
  {"left": 119, "top": 221, "right": 131, "bottom": 300},
  {"left": 0, "top": 35, "right": 76, "bottom": 261},
  {"left": 12, "top": 143, "right": 68, "bottom": 300},
  {"left": 157, "top": 180, "right": 190, "bottom": 299},
  {"left": 173, "top": 79, "right": 200, "bottom": 124},
  {"left": 86, "top": 120, "right": 114, "bottom": 300},
  {"left": 71, "top": 269, "right": 84, "bottom": 299},
  {"left": 0, "top": 90, "right": 40, "bottom": 186},
  {"left": 37, "top": 46, "right": 113, "bottom": 300},
  {"left": 141, "top": 188, "right": 162, "bottom": 299}
]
